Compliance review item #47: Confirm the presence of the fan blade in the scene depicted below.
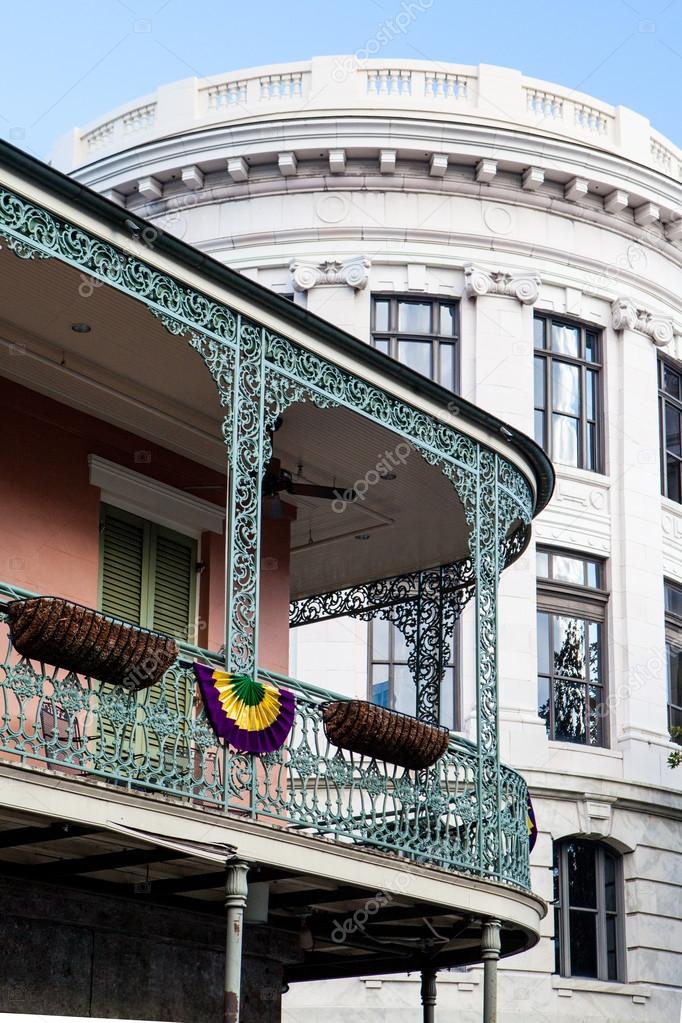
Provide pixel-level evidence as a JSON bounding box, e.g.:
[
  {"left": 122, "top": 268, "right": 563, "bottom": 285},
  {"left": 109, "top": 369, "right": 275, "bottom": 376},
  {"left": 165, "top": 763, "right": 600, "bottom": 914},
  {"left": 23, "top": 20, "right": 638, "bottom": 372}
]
[{"left": 286, "top": 483, "right": 356, "bottom": 502}]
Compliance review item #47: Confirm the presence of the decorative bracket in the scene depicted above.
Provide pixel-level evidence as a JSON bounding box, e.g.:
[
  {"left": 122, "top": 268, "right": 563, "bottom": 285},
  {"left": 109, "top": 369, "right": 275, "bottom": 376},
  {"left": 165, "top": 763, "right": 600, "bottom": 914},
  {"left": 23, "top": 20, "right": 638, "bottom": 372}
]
[
  {"left": 464, "top": 264, "right": 540, "bottom": 305},
  {"left": 290, "top": 256, "right": 370, "bottom": 292},
  {"left": 610, "top": 296, "right": 675, "bottom": 348}
]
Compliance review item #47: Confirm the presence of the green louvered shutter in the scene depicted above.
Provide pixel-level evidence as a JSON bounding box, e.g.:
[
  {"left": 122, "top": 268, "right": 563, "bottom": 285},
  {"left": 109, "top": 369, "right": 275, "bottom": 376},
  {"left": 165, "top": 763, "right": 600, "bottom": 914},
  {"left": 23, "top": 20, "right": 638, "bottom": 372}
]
[
  {"left": 146, "top": 528, "right": 196, "bottom": 776},
  {"left": 100, "top": 507, "right": 147, "bottom": 624},
  {"left": 151, "top": 529, "right": 196, "bottom": 642},
  {"left": 96, "top": 506, "right": 196, "bottom": 781}
]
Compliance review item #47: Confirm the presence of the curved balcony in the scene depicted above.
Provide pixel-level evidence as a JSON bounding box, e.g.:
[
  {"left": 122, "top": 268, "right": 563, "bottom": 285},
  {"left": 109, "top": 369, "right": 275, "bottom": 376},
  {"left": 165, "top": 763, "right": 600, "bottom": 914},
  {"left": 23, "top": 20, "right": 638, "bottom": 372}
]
[{"left": 0, "top": 586, "right": 530, "bottom": 889}]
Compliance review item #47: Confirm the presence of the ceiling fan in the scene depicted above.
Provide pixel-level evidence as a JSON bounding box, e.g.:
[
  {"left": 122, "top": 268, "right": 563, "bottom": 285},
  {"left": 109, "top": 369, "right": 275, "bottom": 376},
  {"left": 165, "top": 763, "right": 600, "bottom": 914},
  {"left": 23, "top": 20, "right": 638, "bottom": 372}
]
[{"left": 263, "top": 459, "right": 356, "bottom": 519}]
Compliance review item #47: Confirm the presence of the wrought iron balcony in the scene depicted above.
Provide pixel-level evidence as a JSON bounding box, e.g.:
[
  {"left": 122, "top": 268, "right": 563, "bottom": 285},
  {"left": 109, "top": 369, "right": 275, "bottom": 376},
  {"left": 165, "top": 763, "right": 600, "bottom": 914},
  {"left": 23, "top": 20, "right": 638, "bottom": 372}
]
[{"left": 0, "top": 586, "right": 530, "bottom": 890}]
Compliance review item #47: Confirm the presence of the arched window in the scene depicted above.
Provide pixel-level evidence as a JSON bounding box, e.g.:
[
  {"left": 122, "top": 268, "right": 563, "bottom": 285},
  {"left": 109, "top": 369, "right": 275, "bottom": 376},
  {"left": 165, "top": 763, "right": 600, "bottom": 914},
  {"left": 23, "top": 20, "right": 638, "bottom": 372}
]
[{"left": 553, "top": 838, "right": 624, "bottom": 981}]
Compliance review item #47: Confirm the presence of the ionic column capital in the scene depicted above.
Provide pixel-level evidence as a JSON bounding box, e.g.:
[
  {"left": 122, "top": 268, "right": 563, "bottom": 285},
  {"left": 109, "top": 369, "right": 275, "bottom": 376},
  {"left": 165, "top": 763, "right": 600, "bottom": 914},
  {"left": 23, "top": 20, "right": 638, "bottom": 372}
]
[
  {"left": 611, "top": 296, "right": 675, "bottom": 348},
  {"left": 463, "top": 264, "right": 540, "bottom": 305},
  {"left": 290, "top": 255, "right": 370, "bottom": 292}
]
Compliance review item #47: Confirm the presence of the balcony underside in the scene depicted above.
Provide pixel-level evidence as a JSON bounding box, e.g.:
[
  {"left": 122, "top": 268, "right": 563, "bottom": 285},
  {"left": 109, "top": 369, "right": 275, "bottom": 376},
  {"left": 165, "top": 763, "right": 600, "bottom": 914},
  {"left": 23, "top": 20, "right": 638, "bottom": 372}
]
[{"left": 0, "top": 795, "right": 542, "bottom": 984}]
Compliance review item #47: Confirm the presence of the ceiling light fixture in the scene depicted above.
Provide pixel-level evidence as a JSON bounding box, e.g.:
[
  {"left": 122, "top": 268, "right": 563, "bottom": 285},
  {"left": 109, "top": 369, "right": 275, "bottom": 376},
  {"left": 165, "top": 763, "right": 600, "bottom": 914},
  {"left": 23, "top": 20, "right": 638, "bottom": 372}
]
[
  {"left": 380, "top": 472, "right": 397, "bottom": 480},
  {"left": 71, "top": 322, "right": 91, "bottom": 333},
  {"left": 355, "top": 533, "right": 371, "bottom": 541}
]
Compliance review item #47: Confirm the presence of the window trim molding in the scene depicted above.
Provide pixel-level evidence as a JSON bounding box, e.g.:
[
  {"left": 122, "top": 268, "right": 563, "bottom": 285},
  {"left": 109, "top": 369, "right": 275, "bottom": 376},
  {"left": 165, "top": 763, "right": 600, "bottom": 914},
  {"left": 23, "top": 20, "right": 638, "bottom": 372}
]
[
  {"left": 554, "top": 838, "right": 626, "bottom": 984},
  {"left": 88, "top": 454, "right": 225, "bottom": 540},
  {"left": 534, "top": 311, "right": 604, "bottom": 474},
  {"left": 537, "top": 547, "right": 610, "bottom": 748}
]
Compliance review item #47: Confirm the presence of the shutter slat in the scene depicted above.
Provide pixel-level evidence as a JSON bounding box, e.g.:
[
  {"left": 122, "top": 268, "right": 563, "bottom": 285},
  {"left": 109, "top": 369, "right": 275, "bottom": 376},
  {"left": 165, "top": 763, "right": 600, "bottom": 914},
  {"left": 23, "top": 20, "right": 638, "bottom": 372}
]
[{"left": 100, "top": 510, "right": 144, "bottom": 626}]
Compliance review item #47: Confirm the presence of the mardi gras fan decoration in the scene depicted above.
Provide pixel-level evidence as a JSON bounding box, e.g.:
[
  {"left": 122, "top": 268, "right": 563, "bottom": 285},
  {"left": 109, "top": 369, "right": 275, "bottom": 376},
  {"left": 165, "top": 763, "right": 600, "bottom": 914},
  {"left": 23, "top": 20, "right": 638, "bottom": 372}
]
[
  {"left": 527, "top": 793, "right": 538, "bottom": 852},
  {"left": 193, "top": 664, "right": 295, "bottom": 754}
]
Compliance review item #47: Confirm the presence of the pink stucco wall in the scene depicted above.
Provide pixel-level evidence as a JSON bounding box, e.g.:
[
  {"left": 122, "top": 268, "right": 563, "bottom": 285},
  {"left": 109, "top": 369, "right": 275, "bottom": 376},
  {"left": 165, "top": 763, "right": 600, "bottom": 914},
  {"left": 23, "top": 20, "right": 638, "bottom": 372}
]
[{"left": 0, "top": 379, "right": 291, "bottom": 672}]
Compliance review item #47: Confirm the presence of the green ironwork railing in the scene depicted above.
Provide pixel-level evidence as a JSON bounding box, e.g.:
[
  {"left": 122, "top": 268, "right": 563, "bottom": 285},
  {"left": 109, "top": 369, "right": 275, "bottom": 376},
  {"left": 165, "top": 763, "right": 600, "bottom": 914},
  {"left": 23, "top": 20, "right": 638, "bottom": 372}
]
[{"left": 0, "top": 586, "right": 530, "bottom": 889}]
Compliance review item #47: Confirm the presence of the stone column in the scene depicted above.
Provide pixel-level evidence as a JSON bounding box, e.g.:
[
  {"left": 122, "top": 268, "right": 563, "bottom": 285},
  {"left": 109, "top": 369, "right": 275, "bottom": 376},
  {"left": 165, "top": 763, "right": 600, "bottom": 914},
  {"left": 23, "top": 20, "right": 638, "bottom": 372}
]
[
  {"left": 481, "top": 918, "right": 501, "bottom": 1023},
  {"left": 610, "top": 298, "right": 671, "bottom": 778},
  {"left": 420, "top": 968, "right": 437, "bottom": 1023},
  {"left": 290, "top": 256, "right": 371, "bottom": 340},
  {"left": 462, "top": 264, "right": 546, "bottom": 764},
  {"left": 224, "top": 861, "right": 249, "bottom": 1023}
]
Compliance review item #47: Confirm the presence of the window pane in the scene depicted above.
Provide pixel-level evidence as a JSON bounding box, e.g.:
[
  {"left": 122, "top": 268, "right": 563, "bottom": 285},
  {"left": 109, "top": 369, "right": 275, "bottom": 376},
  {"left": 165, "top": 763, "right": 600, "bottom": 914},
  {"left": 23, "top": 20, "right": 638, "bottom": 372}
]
[
  {"left": 566, "top": 841, "right": 597, "bottom": 908},
  {"left": 667, "top": 642, "right": 682, "bottom": 711},
  {"left": 666, "top": 457, "right": 681, "bottom": 503},
  {"left": 553, "top": 554, "right": 585, "bottom": 586},
  {"left": 394, "top": 664, "right": 416, "bottom": 716},
  {"left": 604, "top": 853, "right": 617, "bottom": 912},
  {"left": 551, "top": 322, "right": 580, "bottom": 357},
  {"left": 374, "top": 299, "right": 390, "bottom": 332},
  {"left": 537, "top": 612, "right": 550, "bottom": 673},
  {"left": 588, "top": 684, "right": 604, "bottom": 745},
  {"left": 666, "top": 404, "right": 682, "bottom": 456},
  {"left": 554, "top": 907, "right": 562, "bottom": 974},
  {"left": 553, "top": 362, "right": 581, "bottom": 415},
  {"left": 536, "top": 551, "right": 550, "bottom": 579},
  {"left": 398, "top": 301, "right": 431, "bottom": 333},
  {"left": 440, "top": 666, "right": 455, "bottom": 730},
  {"left": 553, "top": 414, "right": 579, "bottom": 466},
  {"left": 372, "top": 618, "right": 390, "bottom": 661},
  {"left": 371, "top": 665, "right": 390, "bottom": 708},
  {"left": 554, "top": 679, "right": 587, "bottom": 742},
  {"left": 586, "top": 369, "right": 597, "bottom": 421},
  {"left": 534, "top": 409, "right": 545, "bottom": 449},
  {"left": 665, "top": 581, "right": 682, "bottom": 618},
  {"left": 393, "top": 624, "right": 409, "bottom": 663},
  {"left": 585, "top": 332, "right": 598, "bottom": 362},
  {"left": 588, "top": 622, "right": 602, "bottom": 681},
  {"left": 606, "top": 914, "right": 618, "bottom": 980},
  {"left": 440, "top": 304, "right": 457, "bottom": 336},
  {"left": 569, "top": 910, "right": 598, "bottom": 977},
  {"left": 439, "top": 343, "right": 456, "bottom": 390},
  {"left": 586, "top": 560, "right": 601, "bottom": 588},
  {"left": 534, "top": 318, "right": 545, "bottom": 349},
  {"left": 374, "top": 338, "right": 390, "bottom": 355},
  {"left": 397, "top": 340, "right": 432, "bottom": 378},
  {"left": 586, "top": 422, "right": 598, "bottom": 472},
  {"left": 534, "top": 357, "right": 545, "bottom": 407},
  {"left": 538, "top": 675, "right": 551, "bottom": 732},
  {"left": 664, "top": 364, "right": 681, "bottom": 399},
  {"left": 554, "top": 617, "right": 586, "bottom": 678}
]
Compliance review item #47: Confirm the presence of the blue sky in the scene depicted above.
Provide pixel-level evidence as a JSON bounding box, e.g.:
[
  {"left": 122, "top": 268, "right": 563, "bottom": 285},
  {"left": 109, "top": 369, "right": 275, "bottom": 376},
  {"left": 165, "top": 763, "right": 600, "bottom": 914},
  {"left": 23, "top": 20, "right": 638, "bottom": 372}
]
[{"left": 2, "top": 0, "right": 681, "bottom": 160}]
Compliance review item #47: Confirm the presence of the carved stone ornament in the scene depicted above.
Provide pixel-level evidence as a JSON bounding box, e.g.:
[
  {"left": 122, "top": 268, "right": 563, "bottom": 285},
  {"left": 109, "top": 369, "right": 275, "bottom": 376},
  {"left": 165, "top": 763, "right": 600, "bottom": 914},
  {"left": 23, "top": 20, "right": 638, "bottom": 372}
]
[
  {"left": 463, "top": 264, "right": 541, "bottom": 306},
  {"left": 290, "top": 256, "right": 370, "bottom": 292},
  {"left": 611, "top": 297, "right": 675, "bottom": 348}
]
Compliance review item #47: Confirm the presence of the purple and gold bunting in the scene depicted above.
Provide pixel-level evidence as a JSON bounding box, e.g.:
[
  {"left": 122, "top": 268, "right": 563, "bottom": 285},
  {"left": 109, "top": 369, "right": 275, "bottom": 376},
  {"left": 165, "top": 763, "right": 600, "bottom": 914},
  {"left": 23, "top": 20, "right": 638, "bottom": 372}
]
[{"left": 194, "top": 664, "right": 295, "bottom": 754}]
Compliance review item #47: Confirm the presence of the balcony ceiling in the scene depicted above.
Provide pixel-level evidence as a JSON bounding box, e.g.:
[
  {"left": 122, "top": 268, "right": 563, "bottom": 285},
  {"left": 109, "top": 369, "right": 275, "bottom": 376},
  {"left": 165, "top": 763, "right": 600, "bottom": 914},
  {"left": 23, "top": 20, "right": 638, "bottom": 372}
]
[{"left": 0, "top": 246, "right": 470, "bottom": 595}]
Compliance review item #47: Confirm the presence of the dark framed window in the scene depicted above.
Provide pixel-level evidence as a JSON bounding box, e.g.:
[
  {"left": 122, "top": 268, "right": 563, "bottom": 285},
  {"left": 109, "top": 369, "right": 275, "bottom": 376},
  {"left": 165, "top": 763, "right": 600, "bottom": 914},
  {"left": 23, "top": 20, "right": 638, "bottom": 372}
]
[
  {"left": 537, "top": 548, "right": 608, "bottom": 746},
  {"left": 664, "top": 579, "right": 682, "bottom": 742},
  {"left": 553, "top": 838, "right": 624, "bottom": 981},
  {"left": 534, "top": 314, "right": 602, "bottom": 472},
  {"left": 659, "top": 358, "right": 682, "bottom": 503},
  {"left": 371, "top": 295, "right": 459, "bottom": 391},
  {"left": 369, "top": 618, "right": 458, "bottom": 730}
]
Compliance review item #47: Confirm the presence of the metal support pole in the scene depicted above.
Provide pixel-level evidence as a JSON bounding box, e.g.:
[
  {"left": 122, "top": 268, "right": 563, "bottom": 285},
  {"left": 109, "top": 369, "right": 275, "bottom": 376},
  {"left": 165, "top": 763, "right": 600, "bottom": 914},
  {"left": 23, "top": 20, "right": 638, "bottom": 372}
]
[
  {"left": 420, "top": 968, "right": 437, "bottom": 1023},
  {"left": 481, "top": 918, "right": 501, "bottom": 1023},
  {"left": 224, "top": 861, "right": 250, "bottom": 1023}
]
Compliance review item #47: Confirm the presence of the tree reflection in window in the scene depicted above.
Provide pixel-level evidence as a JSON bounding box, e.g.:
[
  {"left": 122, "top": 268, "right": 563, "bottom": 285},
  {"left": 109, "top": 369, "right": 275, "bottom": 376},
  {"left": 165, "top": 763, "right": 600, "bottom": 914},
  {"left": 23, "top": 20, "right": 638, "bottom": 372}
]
[{"left": 537, "top": 549, "right": 606, "bottom": 746}]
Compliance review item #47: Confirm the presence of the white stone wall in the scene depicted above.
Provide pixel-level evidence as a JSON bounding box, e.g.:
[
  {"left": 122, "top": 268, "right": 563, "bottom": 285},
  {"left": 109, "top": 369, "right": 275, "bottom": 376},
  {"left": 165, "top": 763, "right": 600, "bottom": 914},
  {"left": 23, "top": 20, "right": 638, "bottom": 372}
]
[{"left": 66, "top": 59, "right": 682, "bottom": 1022}]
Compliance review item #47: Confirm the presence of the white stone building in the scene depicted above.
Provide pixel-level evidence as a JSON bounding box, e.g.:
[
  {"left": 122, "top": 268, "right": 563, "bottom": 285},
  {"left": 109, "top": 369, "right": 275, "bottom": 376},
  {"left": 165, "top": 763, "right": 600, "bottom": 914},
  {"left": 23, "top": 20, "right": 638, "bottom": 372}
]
[{"left": 53, "top": 57, "right": 682, "bottom": 1022}]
